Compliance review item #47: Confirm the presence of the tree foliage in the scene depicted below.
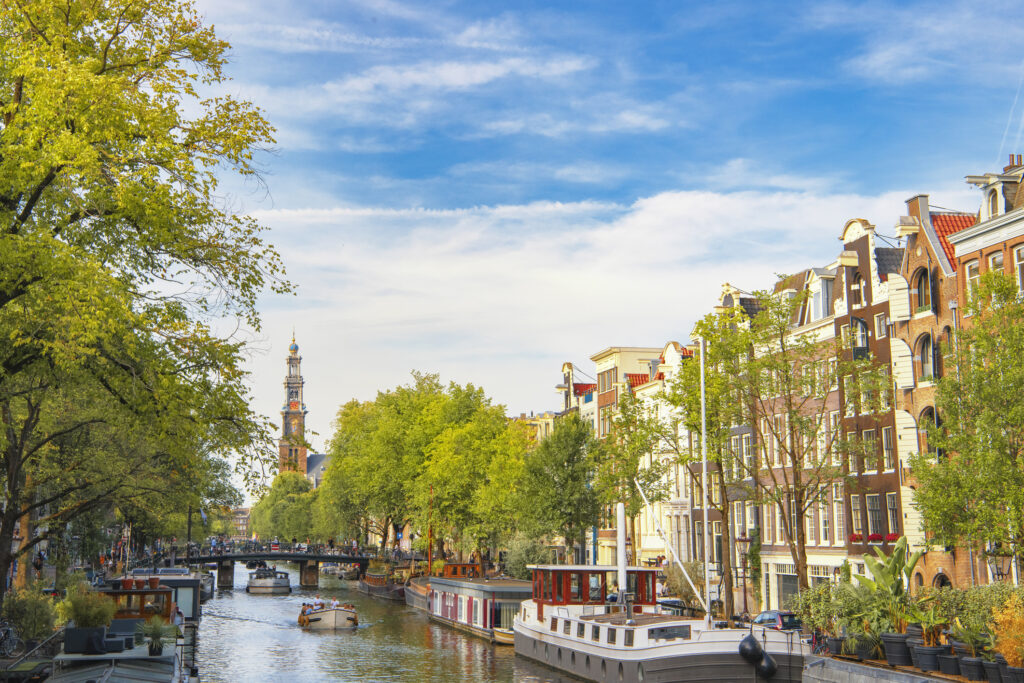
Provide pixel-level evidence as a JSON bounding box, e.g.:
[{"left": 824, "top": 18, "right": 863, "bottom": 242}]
[{"left": 249, "top": 472, "right": 315, "bottom": 541}]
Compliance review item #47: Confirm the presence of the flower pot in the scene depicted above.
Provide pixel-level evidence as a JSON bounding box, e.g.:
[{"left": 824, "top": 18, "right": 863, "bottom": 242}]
[
  {"left": 147, "top": 577, "right": 160, "bottom": 589},
  {"left": 906, "top": 623, "right": 923, "bottom": 638},
  {"left": 907, "top": 637, "right": 923, "bottom": 667},
  {"left": 1004, "top": 666, "right": 1024, "bottom": 683},
  {"left": 881, "top": 633, "right": 913, "bottom": 667},
  {"left": 148, "top": 641, "right": 163, "bottom": 656},
  {"left": 983, "top": 660, "right": 1004, "bottom": 683},
  {"left": 938, "top": 654, "right": 961, "bottom": 676},
  {"left": 856, "top": 638, "right": 879, "bottom": 661},
  {"left": 826, "top": 636, "right": 845, "bottom": 656},
  {"left": 960, "top": 657, "right": 987, "bottom": 681},
  {"left": 915, "top": 645, "right": 946, "bottom": 672},
  {"left": 122, "top": 578, "right": 135, "bottom": 590}
]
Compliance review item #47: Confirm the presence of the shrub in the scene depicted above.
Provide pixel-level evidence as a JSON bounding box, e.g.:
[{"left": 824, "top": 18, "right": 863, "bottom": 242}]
[
  {"left": 787, "top": 582, "right": 839, "bottom": 636},
  {"left": 664, "top": 561, "right": 705, "bottom": 607},
  {"left": 59, "top": 585, "right": 115, "bottom": 628},
  {"left": 992, "top": 593, "right": 1024, "bottom": 668},
  {"left": 430, "top": 559, "right": 445, "bottom": 576},
  {"left": 1, "top": 586, "right": 56, "bottom": 642}
]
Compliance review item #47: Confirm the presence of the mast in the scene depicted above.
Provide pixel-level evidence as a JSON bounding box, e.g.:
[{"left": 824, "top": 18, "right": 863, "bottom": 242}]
[
  {"left": 616, "top": 502, "right": 627, "bottom": 601},
  {"left": 700, "top": 336, "right": 712, "bottom": 628},
  {"left": 427, "top": 485, "right": 433, "bottom": 576}
]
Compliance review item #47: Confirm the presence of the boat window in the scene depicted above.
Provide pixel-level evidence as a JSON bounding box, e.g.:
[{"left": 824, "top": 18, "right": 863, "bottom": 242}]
[
  {"left": 648, "top": 625, "right": 691, "bottom": 640},
  {"left": 592, "top": 625, "right": 601, "bottom": 642},
  {"left": 607, "top": 628, "right": 617, "bottom": 645},
  {"left": 542, "top": 572, "right": 551, "bottom": 600},
  {"left": 553, "top": 573, "right": 562, "bottom": 602},
  {"left": 563, "top": 619, "right": 571, "bottom": 635},
  {"left": 570, "top": 573, "right": 582, "bottom": 601},
  {"left": 624, "top": 629, "right": 634, "bottom": 647},
  {"left": 577, "top": 622, "right": 585, "bottom": 638},
  {"left": 550, "top": 617, "right": 558, "bottom": 631}
]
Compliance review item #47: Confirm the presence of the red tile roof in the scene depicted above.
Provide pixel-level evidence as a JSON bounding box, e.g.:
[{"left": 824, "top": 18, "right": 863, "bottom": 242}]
[
  {"left": 573, "top": 383, "right": 596, "bottom": 396},
  {"left": 626, "top": 373, "right": 652, "bottom": 388},
  {"left": 931, "top": 212, "right": 976, "bottom": 268}
]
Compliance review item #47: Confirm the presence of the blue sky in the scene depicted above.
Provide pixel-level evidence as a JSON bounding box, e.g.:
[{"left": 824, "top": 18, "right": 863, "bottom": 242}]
[{"left": 193, "top": 0, "right": 1024, "bottom": 450}]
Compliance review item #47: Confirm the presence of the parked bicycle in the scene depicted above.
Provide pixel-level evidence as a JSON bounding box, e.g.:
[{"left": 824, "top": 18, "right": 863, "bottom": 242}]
[{"left": 0, "top": 621, "right": 26, "bottom": 658}]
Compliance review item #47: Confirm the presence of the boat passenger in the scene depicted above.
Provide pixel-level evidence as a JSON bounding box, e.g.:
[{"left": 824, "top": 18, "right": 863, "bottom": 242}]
[
  {"left": 298, "top": 603, "right": 311, "bottom": 626},
  {"left": 330, "top": 598, "right": 340, "bottom": 609},
  {"left": 312, "top": 595, "right": 324, "bottom": 610}
]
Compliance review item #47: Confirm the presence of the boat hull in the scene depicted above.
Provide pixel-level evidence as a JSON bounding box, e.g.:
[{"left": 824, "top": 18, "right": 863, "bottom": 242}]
[
  {"left": 513, "top": 629, "right": 804, "bottom": 683},
  {"left": 405, "top": 576, "right": 430, "bottom": 612},
  {"left": 302, "top": 607, "right": 358, "bottom": 630},
  {"left": 493, "top": 628, "right": 514, "bottom": 645},
  {"left": 357, "top": 578, "right": 405, "bottom": 601},
  {"left": 246, "top": 581, "right": 291, "bottom": 594}
]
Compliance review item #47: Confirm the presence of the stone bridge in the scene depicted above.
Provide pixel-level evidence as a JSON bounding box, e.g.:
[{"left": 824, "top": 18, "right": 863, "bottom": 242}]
[{"left": 173, "top": 552, "right": 370, "bottom": 589}]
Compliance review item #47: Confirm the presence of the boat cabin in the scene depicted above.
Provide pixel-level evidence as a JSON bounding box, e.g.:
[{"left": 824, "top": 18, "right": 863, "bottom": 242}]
[
  {"left": 440, "top": 562, "right": 484, "bottom": 579},
  {"left": 97, "top": 585, "right": 176, "bottom": 622},
  {"left": 130, "top": 568, "right": 202, "bottom": 621},
  {"left": 527, "top": 565, "right": 658, "bottom": 620}
]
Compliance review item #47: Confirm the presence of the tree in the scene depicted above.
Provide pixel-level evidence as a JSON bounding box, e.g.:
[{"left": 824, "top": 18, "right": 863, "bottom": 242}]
[
  {"left": 249, "top": 472, "right": 314, "bottom": 541},
  {"left": 520, "top": 413, "right": 601, "bottom": 563},
  {"left": 911, "top": 272, "right": 1024, "bottom": 564},
  {"left": 0, "top": 0, "right": 285, "bottom": 600}
]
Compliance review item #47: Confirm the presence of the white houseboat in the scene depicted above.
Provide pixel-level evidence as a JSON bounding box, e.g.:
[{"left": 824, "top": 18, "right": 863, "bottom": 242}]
[
  {"left": 245, "top": 567, "right": 291, "bottom": 594},
  {"left": 429, "top": 575, "right": 531, "bottom": 643}
]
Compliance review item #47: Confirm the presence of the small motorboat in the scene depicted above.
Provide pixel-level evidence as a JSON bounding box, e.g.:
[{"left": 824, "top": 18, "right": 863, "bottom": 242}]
[
  {"left": 320, "top": 563, "right": 339, "bottom": 576},
  {"left": 493, "top": 628, "right": 514, "bottom": 645},
  {"left": 299, "top": 605, "right": 358, "bottom": 630},
  {"left": 246, "top": 567, "right": 291, "bottom": 594},
  {"left": 245, "top": 559, "right": 267, "bottom": 569}
]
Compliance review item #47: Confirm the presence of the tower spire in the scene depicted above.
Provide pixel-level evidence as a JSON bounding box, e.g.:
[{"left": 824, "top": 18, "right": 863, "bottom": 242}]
[{"left": 279, "top": 335, "right": 307, "bottom": 473}]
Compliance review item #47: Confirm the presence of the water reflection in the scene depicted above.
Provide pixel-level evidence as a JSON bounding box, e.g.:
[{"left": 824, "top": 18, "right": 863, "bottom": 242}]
[{"left": 195, "top": 563, "right": 581, "bottom": 682}]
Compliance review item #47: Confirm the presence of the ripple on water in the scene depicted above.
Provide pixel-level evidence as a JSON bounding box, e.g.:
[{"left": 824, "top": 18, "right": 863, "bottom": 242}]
[{"left": 193, "top": 563, "right": 582, "bottom": 682}]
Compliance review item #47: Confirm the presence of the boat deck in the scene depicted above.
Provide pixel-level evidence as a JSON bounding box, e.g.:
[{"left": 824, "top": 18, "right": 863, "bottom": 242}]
[{"left": 579, "top": 612, "right": 686, "bottom": 626}]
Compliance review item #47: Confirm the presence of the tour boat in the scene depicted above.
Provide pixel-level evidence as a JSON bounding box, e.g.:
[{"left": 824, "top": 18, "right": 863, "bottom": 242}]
[
  {"left": 357, "top": 570, "right": 405, "bottom": 601},
  {"left": 246, "top": 567, "right": 291, "bottom": 594},
  {"left": 301, "top": 606, "right": 358, "bottom": 630},
  {"left": 428, "top": 574, "right": 531, "bottom": 643}
]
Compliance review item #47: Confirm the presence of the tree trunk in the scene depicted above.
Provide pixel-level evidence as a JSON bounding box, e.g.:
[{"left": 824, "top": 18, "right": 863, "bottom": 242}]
[{"left": 719, "top": 488, "right": 735, "bottom": 625}]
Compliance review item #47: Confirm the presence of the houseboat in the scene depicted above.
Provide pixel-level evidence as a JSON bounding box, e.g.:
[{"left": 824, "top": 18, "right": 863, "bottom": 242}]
[
  {"left": 513, "top": 563, "right": 808, "bottom": 682},
  {"left": 246, "top": 567, "right": 291, "bottom": 594},
  {"left": 128, "top": 568, "right": 202, "bottom": 621},
  {"left": 358, "top": 569, "right": 405, "bottom": 601},
  {"left": 429, "top": 574, "right": 531, "bottom": 644},
  {"left": 405, "top": 561, "right": 484, "bottom": 613}
]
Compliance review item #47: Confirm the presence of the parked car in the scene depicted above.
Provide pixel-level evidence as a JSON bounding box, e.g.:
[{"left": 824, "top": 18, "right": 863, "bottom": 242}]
[{"left": 752, "top": 609, "right": 802, "bottom": 631}]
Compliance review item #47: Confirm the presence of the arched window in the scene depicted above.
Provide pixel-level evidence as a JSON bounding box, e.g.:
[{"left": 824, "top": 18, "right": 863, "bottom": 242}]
[
  {"left": 988, "top": 190, "right": 999, "bottom": 218},
  {"left": 851, "top": 318, "right": 869, "bottom": 360},
  {"left": 915, "top": 269, "right": 932, "bottom": 312},
  {"left": 918, "top": 334, "right": 934, "bottom": 380}
]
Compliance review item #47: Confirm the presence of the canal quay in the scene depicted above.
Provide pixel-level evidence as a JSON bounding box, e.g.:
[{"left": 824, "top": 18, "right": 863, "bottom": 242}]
[{"left": 195, "top": 563, "right": 576, "bottom": 683}]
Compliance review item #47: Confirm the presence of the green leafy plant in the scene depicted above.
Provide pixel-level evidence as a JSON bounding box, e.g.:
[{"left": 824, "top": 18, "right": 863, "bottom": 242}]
[
  {"left": 431, "top": 559, "right": 445, "bottom": 576},
  {"left": 136, "top": 616, "right": 175, "bottom": 650},
  {"left": 909, "top": 598, "right": 946, "bottom": 648},
  {"left": 60, "top": 586, "right": 115, "bottom": 629},
  {"left": 787, "top": 582, "right": 840, "bottom": 636},
  {"left": 952, "top": 615, "right": 989, "bottom": 658},
  {"left": 664, "top": 561, "right": 706, "bottom": 608},
  {"left": 854, "top": 536, "right": 922, "bottom": 633},
  {"left": 1, "top": 586, "right": 56, "bottom": 642}
]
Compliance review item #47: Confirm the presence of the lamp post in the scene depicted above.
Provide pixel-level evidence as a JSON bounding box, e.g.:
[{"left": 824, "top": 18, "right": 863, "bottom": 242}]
[
  {"left": 736, "top": 535, "right": 751, "bottom": 615},
  {"left": 988, "top": 552, "right": 1012, "bottom": 583}
]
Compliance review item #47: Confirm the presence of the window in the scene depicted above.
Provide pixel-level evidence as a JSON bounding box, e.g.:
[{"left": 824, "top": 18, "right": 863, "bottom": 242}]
[
  {"left": 850, "top": 496, "right": 862, "bottom": 534},
  {"left": 989, "top": 190, "right": 999, "bottom": 218},
  {"left": 592, "top": 625, "right": 601, "bottom": 642},
  {"left": 845, "top": 431, "right": 856, "bottom": 471},
  {"left": 649, "top": 625, "right": 691, "bottom": 640},
  {"left": 862, "top": 429, "right": 876, "bottom": 473},
  {"left": 866, "top": 494, "right": 883, "bottom": 537},
  {"left": 886, "top": 493, "right": 899, "bottom": 535},
  {"left": 743, "top": 434, "right": 754, "bottom": 471},
  {"left": 852, "top": 318, "right": 868, "bottom": 351},
  {"left": 1016, "top": 246, "right": 1024, "bottom": 292},
  {"left": 840, "top": 324, "right": 850, "bottom": 346},
  {"left": 915, "top": 269, "right": 932, "bottom": 312},
  {"left": 607, "top": 628, "right": 616, "bottom": 644},
  {"left": 563, "top": 619, "right": 571, "bottom": 635},
  {"left": 577, "top": 622, "right": 585, "bottom": 638},
  {"left": 966, "top": 260, "right": 980, "bottom": 302},
  {"left": 882, "top": 427, "right": 895, "bottom": 470},
  {"left": 990, "top": 251, "right": 1004, "bottom": 274},
  {"left": 820, "top": 499, "right": 830, "bottom": 544},
  {"left": 851, "top": 273, "right": 863, "bottom": 307},
  {"left": 874, "top": 313, "right": 888, "bottom": 339},
  {"left": 833, "top": 484, "right": 845, "bottom": 542},
  {"left": 919, "top": 334, "right": 934, "bottom": 381},
  {"left": 624, "top": 630, "right": 634, "bottom": 647}
]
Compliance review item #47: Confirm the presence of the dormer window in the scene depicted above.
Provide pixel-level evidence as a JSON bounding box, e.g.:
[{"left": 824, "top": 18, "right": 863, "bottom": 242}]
[{"left": 988, "top": 190, "right": 999, "bottom": 219}]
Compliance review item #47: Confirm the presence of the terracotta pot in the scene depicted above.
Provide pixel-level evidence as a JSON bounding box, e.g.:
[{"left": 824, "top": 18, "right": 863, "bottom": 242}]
[
  {"left": 121, "top": 578, "right": 135, "bottom": 590},
  {"left": 147, "top": 576, "right": 160, "bottom": 589}
]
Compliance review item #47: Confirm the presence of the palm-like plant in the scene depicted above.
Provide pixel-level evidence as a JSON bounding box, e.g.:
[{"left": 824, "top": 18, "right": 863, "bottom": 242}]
[{"left": 854, "top": 536, "right": 923, "bottom": 633}]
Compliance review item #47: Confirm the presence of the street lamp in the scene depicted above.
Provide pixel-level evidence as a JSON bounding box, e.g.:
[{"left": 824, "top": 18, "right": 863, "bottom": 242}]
[
  {"left": 987, "top": 552, "right": 1012, "bottom": 582},
  {"left": 735, "top": 535, "right": 751, "bottom": 615}
]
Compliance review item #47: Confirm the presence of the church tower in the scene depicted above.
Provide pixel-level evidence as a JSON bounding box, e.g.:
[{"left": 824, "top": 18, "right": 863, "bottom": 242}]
[{"left": 278, "top": 335, "right": 308, "bottom": 474}]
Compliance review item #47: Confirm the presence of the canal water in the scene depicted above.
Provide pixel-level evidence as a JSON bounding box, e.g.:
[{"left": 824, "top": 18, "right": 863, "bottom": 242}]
[{"left": 194, "top": 563, "right": 581, "bottom": 682}]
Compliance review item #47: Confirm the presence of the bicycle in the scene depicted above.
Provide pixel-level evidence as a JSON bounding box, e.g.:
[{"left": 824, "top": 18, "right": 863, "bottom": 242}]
[
  {"left": 809, "top": 629, "right": 829, "bottom": 655},
  {"left": 0, "top": 621, "right": 26, "bottom": 658}
]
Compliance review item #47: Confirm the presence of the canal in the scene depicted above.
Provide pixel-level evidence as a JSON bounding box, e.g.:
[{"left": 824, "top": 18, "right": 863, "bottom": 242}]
[{"left": 194, "top": 563, "right": 580, "bottom": 682}]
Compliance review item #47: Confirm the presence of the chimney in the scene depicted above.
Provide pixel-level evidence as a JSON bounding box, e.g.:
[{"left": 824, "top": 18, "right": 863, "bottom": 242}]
[{"left": 905, "top": 194, "right": 929, "bottom": 221}]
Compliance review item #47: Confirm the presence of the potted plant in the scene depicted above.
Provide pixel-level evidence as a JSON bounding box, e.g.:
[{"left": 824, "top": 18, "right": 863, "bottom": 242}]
[
  {"left": 147, "top": 576, "right": 160, "bottom": 589},
  {"left": 910, "top": 599, "right": 948, "bottom": 672},
  {"left": 992, "top": 594, "right": 1024, "bottom": 683},
  {"left": 854, "top": 536, "right": 922, "bottom": 667},
  {"left": 60, "top": 586, "right": 116, "bottom": 654},
  {"left": 954, "top": 616, "right": 990, "bottom": 680},
  {"left": 137, "top": 616, "right": 175, "bottom": 656}
]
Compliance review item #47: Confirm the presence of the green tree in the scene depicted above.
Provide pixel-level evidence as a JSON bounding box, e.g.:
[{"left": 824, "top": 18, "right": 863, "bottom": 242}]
[
  {"left": 521, "top": 413, "right": 601, "bottom": 563},
  {"left": 911, "top": 272, "right": 1024, "bottom": 564},
  {"left": 249, "top": 472, "right": 314, "bottom": 542}
]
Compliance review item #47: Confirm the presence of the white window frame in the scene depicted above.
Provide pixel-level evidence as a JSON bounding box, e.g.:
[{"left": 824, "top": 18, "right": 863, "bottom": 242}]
[
  {"left": 886, "top": 492, "right": 899, "bottom": 536},
  {"left": 850, "top": 495, "right": 862, "bottom": 535},
  {"left": 874, "top": 313, "right": 888, "bottom": 339},
  {"left": 882, "top": 426, "right": 895, "bottom": 470}
]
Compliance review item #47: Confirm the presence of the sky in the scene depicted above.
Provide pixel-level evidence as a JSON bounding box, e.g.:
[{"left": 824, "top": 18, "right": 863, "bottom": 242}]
[{"left": 191, "top": 0, "right": 1024, "bottom": 453}]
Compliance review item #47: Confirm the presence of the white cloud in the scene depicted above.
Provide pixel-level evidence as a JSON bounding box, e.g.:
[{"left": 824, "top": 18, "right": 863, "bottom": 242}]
[{"left": 243, "top": 183, "right": 978, "bottom": 448}]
